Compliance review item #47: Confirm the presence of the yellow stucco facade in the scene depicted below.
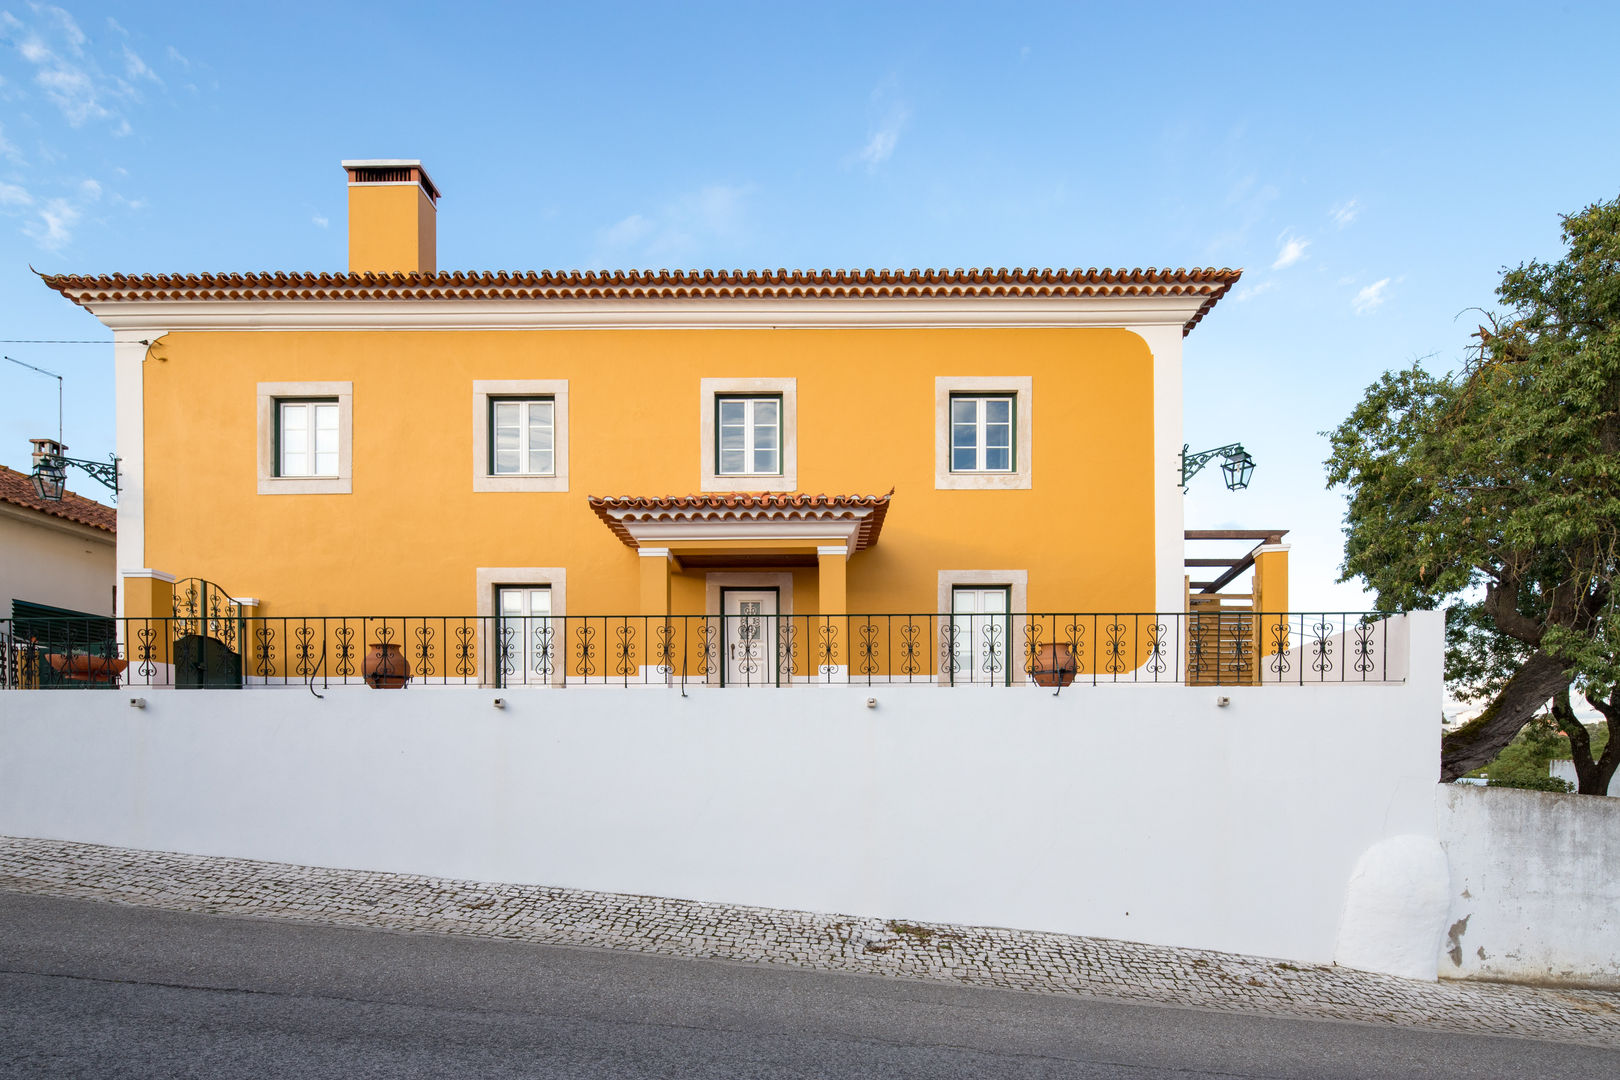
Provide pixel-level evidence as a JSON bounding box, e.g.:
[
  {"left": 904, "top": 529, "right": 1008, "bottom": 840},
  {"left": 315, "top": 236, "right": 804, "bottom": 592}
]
[{"left": 137, "top": 324, "right": 1156, "bottom": 619}]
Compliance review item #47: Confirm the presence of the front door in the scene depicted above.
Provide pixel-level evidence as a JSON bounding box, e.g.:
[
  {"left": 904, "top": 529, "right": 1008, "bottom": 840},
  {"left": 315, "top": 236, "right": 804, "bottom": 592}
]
[{"left": 721, "top": 588, "right": 778, "bottom": 687}]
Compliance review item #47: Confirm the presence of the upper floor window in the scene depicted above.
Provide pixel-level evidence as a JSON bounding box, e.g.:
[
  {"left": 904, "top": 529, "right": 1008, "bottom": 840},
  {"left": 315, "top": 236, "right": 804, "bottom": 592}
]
[
  {"left": 950, "top": 394, "right": 1015, "bottom": 473},
  {"left": 257, "top": 381, "right": 353, "bottom": 495},
  {"left": 701, "top": 378, "right": 796, "bottom": 492},
  {"left": 491, "top": 398, "right": 555, "bottom": 476},
  {"left": 717, "top": 395, "right": 781, "bottom": 476},
  {"left": 278, "top": 400, "right": 340, "bottom": 477},
  {"left": 934, "top": 376, "right": 1032, "bottom": 490},
  {"left": 472, "top": 380, "right": 569, "bottom": 493}
]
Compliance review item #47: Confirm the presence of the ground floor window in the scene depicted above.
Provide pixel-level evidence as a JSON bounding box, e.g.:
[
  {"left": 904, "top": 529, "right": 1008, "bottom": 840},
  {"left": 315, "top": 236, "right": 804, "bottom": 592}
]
[
  {"left": 950, "top": 585, "right": 1010, "bottom": 684},
  {"left": 495, "top": 585, "right": 553, "bottom": 687}
]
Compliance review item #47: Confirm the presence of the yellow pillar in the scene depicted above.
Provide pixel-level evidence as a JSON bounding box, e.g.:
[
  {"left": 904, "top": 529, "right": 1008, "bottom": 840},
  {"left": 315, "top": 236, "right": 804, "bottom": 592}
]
[
  {"left": 817, "top": 546, "right": 848, "bottom": 615},
  {"left": 121, "top": 570, "right": 175, "bottom": 685},
  {"left": 1254, "top": 544, "right": 1290, "bottom": 657},
  {"left": 638, "top": 548, "right": 674, "bottom": 678}
]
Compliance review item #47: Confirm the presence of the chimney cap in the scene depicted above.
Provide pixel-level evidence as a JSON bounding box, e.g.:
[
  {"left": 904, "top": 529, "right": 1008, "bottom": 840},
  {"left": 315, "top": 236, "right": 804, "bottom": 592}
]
[{"left": 341, "top": 159, "right": 440, "bottom": 202}]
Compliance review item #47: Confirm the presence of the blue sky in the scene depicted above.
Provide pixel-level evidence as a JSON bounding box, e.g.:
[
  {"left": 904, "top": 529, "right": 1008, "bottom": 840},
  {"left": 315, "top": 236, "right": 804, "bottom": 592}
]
[{"left": 3, "top": 1, "right": 1618, "bottom": 612}]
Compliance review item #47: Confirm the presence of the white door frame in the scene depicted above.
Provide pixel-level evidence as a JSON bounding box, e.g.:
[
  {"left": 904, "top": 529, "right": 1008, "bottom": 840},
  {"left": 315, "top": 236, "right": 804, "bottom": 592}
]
[{"left": 705, "top": 572, "right": 794, "bottom": 686}]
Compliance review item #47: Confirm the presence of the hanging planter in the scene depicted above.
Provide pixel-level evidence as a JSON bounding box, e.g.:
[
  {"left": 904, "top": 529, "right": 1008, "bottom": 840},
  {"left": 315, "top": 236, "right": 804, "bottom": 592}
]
[{"left": 364, "top": 641, "right": 410, "bottom": 689}]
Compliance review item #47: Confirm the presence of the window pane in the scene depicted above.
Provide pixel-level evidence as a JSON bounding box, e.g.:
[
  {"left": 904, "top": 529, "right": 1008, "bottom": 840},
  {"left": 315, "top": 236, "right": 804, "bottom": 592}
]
[
  {"left": 951, "top": 398, "right": 976, "bottom": 425},
  {"left": 279, "top": 403, "right": 307, "bottom": 476},
  {"left": 985, "top": 446, "right": 1011, "bottom": 472},
  {"left": 753, "top": 421, "right": 778, "bottom": 450},
  {"left": 720, "top": 448, "right": 747, "bottom": 473},
  {"left": 753, "top": 446, "right": 778, "bottom": 474},
  {"left": 499, "top": 589, "right": 523, "bottom": 616},
  {"left": 720, "top": 425, "right": 746, "bottom": 451},
  {"left": 528, "top": 448, "right": 553, "bottom": 474},
  {"left": 952, "top": 588, "right": 980, "bottom": 614},
  {"left": 528, "top": 588, "right": 551, "bottom": 617},
  {"left": 719, "top": 399, "right": 746, "bottom": 425},
  {"left": 952, "top": 446, "right": 977, "bottom": 471},
  {"left": 753, "top": 399, "right": 778, "bottom": 426},
  {"left": 985, "top": 398, "right": 1011, "bottom": 424}
]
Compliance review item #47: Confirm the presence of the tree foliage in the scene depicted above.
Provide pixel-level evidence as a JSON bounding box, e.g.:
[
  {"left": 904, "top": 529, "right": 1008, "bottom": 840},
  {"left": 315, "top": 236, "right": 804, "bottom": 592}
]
[{"left": 1324, "top": 194, "right": 1620, "bottom": 790}]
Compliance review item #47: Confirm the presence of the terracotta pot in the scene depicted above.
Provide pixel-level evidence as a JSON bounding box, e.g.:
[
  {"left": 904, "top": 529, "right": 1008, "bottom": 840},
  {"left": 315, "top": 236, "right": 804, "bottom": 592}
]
[
  {"left": 364, "top": 641, "right": 410, "bottom": 689},
  {"left": 1030, "top": 643, "right": 1076, "bottom": 688},
  {"left": 46, "top": 653, "right": 129, "bottom": 683}
]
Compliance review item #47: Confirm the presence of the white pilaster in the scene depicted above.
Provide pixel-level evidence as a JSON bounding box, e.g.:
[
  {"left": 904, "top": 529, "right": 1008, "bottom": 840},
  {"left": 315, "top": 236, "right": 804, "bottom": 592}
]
[{"left": 1130, "top": 325, "right": 1186, "bottom": 617}]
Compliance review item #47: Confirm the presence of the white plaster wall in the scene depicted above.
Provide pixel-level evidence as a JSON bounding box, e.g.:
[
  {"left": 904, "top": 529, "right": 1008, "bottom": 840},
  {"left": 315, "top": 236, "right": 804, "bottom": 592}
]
[
  {"left": 0, "top": 613, "right": 1443, "bottom": 971},
  {"left": 0, "top": 511, "right": 116, "bottom": 619},
  {"left": 1436, "top": 784, "right": 1620, "bottom": 987}
]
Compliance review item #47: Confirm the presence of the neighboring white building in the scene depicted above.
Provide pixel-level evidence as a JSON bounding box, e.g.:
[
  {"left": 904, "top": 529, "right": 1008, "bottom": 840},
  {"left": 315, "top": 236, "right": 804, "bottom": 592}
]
[
  {"left": 1551, "top": 760, "right": 1620, "bottom": 796},
  {"left": 0, "top": 465, "right": 116, "bottom": 622}
]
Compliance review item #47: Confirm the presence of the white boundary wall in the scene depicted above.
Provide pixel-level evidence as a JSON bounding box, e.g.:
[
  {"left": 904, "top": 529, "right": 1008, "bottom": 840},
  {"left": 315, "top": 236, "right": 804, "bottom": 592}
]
[
  {"left": 1436, "top": 784, "right": 1620, "bottom": 987},
  {"left": 0, "top": 613, "right": 1444, "bottom": 974}
]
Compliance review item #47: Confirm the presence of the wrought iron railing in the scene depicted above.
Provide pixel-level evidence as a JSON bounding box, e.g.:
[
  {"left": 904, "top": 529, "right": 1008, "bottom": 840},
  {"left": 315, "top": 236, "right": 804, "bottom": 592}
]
[{"left": 0, "top": 612, "right": 1404, "bottom": 691}]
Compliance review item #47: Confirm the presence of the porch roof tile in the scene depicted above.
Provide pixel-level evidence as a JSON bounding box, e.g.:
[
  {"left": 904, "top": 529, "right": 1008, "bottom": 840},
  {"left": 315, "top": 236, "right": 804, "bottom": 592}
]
[{"left": 588, "top": 491, "right": 892, "bottom": 552}]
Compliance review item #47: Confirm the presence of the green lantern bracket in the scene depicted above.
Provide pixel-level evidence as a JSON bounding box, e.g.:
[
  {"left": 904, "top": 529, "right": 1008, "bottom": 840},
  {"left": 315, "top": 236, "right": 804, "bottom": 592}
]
[{"left": 1181, "top": 442, "right": 1255, "bottom": 492}]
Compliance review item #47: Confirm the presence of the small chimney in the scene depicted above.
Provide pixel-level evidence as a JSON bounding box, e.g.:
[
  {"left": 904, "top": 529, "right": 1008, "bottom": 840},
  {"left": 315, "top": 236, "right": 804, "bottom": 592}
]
[{"left": 342, "top": 159, "right": 440, "bottom": 276}]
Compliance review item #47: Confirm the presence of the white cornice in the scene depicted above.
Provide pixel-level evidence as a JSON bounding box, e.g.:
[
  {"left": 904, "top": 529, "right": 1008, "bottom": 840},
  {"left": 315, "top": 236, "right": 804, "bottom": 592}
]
[{"left": 79, "top": 295, "right": 1210, "bottom": 333}]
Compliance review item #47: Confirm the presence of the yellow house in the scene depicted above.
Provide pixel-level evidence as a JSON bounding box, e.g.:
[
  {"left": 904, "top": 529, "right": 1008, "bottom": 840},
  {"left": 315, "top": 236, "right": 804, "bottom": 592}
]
[{"left": 42, "top": 159, "right": 1282, "bottom": 687}]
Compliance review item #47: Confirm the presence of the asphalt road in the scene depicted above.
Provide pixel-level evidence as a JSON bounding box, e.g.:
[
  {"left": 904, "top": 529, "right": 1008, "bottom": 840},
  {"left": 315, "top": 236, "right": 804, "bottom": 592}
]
[{"left": 1, "top": 891, "right": 1612, "bottom": 1078}]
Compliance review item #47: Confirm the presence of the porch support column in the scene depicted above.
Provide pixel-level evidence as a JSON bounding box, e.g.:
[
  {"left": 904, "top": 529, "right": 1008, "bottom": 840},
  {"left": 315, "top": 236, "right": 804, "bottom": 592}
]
[
  {"left": 816, "top": 546, "right": 848, "bottom": 614},
  {"left": 638, "top": 547, "right": 674, "bottom": 615},
  {"left": 1254, "top": 544, "right": 1290, "bottom": 659},
  {"left": 816, "top": 546, "right": 849, "bottom": 680},
  {"left": 638, "top": 548, "right": 675, "bottom": 682}
]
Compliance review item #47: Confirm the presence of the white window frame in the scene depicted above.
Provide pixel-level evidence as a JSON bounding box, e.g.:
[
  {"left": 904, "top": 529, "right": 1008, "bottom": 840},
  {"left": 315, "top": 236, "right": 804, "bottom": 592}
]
[
  {"left": 276, "top": 400, "right": 341, "bottom": 478},
  {"left": 949, "top": 393, "right": 1016, "bottom": 473},
  {"left": 935, "top": 376, "right": 1032, "bottom": 490},
  {"left": 715, "top": 395, "right": 782, "bottom": 478},
  {"left": 473, "top": 380, "right": 570, "bottom": 493},
  {"left": 701, "top": 377, "right": 797, "bottom": 492},
  {"left": 490, "top": 397, "right": 557, "bottom": 477},
  {"left": 476, "top": 566, "right": 567, "bottom": 687},
  {"left": 257, "top": 381, "right": 353, "bottom": 495}
]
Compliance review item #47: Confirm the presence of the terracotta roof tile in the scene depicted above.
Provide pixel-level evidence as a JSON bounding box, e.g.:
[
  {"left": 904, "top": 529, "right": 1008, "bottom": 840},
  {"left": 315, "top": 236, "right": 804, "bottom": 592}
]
[
  {"left": 42, "top": 266, "right": 1242, "bottom": 335},
  {"left": 0, "top": 465, "right": 116, "bottom": 533},
  {"left": 589, "top": 491, "right": 892, "bottom": 551}
]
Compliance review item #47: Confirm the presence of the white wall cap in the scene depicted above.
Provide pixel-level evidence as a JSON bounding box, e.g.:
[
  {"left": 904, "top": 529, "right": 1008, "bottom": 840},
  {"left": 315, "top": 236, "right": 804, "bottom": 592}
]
[{"left": 122, "top": 568, "right": 176, "bottom": 582}]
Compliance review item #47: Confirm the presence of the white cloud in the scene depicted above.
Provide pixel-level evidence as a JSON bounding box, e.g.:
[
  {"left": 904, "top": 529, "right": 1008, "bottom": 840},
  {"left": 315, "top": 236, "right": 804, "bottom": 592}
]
[
  {"left": 34, "top": 4, "right": 87, "bottom": 53},
  {"left": 1232, "top": 281, "right": 1275, "bottom": 302},
  {"left": 312, "top": 214, "right": 329, "bottom": 229},
  {"left": 1353, "top": 278, "right": 1391, "bottom": 315},
  {"left": 592, "top": 184, "right": 752, "bottom": 267},
  {"left": 23, "top": 195, "right": 81, "bottom": 250},
  {"left": 78, "top": 177, "right": 100, "bottom": 199},
  {"left": 1271, "top": 233, "right": 1309, "bottom": 270},
  {"left": 858, "top": 126, "right": 899, "bottom": 166},
  {"left": 852, "top": 78, "right": 910, "bottom": 172},
  {"left": 123, "top": 44, "right": 160, "bottom": 84},
  {"left": 1330, "top": 199, "right": 1359, "bottom": 228},
  {"left": 0, "top": 181, "right": 33, "bottom": 206},
  {"left": 166, "top": 45, "right": 192, "bottom": 70}
]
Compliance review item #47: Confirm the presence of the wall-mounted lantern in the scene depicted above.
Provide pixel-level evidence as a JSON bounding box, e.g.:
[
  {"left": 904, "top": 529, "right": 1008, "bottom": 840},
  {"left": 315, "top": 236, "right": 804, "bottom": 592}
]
[
  {"left": 1181, "top": 442, "right": 1256, "bottom": 493},
  {"left": 29, "top": 438, "right": 119, "bottom": 502}
]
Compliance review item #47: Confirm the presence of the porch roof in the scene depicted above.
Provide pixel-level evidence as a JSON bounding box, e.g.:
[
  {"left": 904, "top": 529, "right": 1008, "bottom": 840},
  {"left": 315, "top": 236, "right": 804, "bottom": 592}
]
[{"left": 588, "top": 491, "right": 892, "bottom": 559}]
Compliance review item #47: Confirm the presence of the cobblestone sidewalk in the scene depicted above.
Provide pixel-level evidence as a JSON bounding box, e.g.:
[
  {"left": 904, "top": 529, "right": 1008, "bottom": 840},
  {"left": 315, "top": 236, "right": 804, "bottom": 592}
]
[{"left": 2, "top": 835, "right": 1616, "bottom": 1048}]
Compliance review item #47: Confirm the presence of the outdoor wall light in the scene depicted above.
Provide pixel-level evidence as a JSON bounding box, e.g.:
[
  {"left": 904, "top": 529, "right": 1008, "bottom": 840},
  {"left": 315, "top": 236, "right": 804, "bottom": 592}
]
[
  {"left": 27, "top": 438, "right": 119, "bottom": 502},
  {"left": 1180, "top": 442, "right": 1256, "bottom": 493},
  {"left": 1215, "top": 696, "right": 1231, "bottom": 708},
  {"left": 492, "top": 697, "right": 506, "bottom": 709},
  {"left": 865, "top": 697, "right": 877, "bottom": 709},
  {"left": 129, "top": 697, "right": 146, "bottom": 709}
]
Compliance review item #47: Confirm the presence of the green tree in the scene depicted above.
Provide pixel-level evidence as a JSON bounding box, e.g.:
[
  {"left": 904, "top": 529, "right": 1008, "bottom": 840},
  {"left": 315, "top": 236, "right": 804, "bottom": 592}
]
[{"left": 1324, "top": 195, "right": 1620, "bottom": 791}]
